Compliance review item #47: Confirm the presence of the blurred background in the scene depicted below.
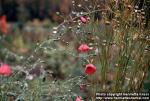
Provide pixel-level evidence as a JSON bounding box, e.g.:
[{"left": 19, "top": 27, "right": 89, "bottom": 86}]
[
  {"left": 0, "top": 0, "right": 150, "bottom": 100},
  {"left": 0, "top": 0, "right": 72, "bottom": 22},
  {"left": 0, "top": 0, "right": 149, "bottom": 21}
]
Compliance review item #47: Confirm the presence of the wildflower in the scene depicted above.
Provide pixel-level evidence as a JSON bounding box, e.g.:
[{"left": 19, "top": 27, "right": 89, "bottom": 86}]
[
  {"left": 0, "top": 64, "right": 12, "bottom": 76},
  {"left": 79, "top": 84, "right": 86, "bottom": 91},
  {"left": 80, "top": 16, "right": 87, "bottom": 24},
  {"left": 78, "top": 44, "right": 91, "bottom": 53},
  {"left": 0, "top": 15, "right": 8, "bottom": 34},
  {"left": 85, "top": 64, "right": 96, "bottom": 75},
  {"left": 76, "top": 96, "right": 82, "bottom": 101}
]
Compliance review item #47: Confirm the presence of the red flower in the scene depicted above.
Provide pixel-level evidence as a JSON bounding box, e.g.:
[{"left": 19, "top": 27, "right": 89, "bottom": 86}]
[
  {"left": 0, "top": 15, "right": 8, "bottom": 34},
  {"left": 0, "top": 64, "right": 12, "bottom": 76},
  {"left": 78, "top": 44, "right": 91, "bottom": 53},
  {"left": 76, "top": 96, "right": 82, "bottom": 101},
  {"left": 79, "top": 84, "right": 86, "bottom": 91},
  {"left": 80, "top": 16, "right": 87, "bottom": 24},
  {"left": 85, "top": 64, "right": 96, "bottom": 75}
]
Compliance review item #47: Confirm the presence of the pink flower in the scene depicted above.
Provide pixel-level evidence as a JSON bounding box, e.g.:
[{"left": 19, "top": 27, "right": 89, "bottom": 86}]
[
  {"left": 0, "top": 15, "right": 8, "bottom": 34},
  {"left": 85, "top": 64, "right": 96, "bottom": 75},
  {"left": 80, "top": 16, "right": 87, "bottom": 24},
  {"left": 0, "top": 64, "right": 12, "bottom": 76},
  {"left": 78, "top": 44, "right": 91, "bottom": 53},
  {"left": 76, "top": 96, "right": 82, "bottom": 101}
]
